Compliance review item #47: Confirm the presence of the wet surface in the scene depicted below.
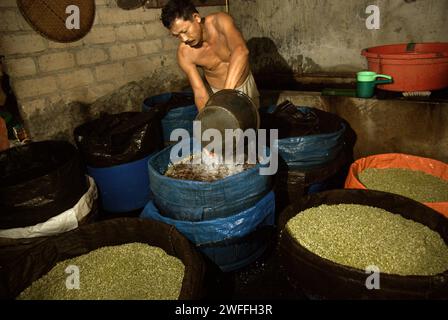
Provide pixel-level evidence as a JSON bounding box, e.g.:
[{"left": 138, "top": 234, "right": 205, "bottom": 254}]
[{"left": 202, "top": 234, "right": 308, "bottom": 300}]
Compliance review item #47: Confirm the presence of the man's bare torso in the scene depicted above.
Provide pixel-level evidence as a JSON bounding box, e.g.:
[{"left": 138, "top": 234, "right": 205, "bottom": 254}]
[{"left": 178, "top": 13, "right": 249, "bottom": 90}]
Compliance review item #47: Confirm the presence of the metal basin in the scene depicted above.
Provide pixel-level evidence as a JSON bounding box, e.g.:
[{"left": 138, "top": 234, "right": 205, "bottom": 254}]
[{"left": 196, "top": 90, "right": 260, "bottom": 137}]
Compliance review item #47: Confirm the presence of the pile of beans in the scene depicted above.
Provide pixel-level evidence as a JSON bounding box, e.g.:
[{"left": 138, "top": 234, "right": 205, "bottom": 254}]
[
  {"left": 358, "top": 168, "right": 448, "bottom": 203},
  {"left": 287, "top": 204, "right": 448, "bottom": 276},
  {"left": 18, "top": 243, "right": 185, "bottom": 300}
]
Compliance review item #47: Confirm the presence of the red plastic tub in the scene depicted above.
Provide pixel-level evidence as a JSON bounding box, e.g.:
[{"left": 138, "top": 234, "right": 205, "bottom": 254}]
[{"left": 362, "top": 43, "right": 448, "bottom": 92}]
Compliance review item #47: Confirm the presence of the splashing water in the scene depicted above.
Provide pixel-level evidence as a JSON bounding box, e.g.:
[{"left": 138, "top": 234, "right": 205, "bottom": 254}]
[{"left": 165, "top": 148, "right": 255, "bottom": 182}]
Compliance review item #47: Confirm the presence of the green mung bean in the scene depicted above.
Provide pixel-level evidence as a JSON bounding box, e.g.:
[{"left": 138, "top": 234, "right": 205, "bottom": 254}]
[
  {"left": 358, "top": 168, "right": 448, "bottom": 203},
  {"left": 17, "top": 243, "right": 185, "bottom": 300},
  {"left": 287, "top": 204, "right": 448, "bottom": 276}
]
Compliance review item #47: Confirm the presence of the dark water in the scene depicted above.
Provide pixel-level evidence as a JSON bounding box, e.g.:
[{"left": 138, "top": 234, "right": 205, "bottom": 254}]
[{"left": 203, "top": 235, "right": 307, "bottom": 300}]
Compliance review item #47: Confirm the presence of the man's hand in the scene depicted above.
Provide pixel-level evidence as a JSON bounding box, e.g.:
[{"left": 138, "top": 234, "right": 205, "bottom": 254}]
[{"left": 195, "top": 94, "right": 209, "bottom": 112}]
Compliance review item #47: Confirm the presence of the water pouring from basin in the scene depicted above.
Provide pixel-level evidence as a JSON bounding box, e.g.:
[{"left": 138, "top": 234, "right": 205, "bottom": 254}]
[{"left": 195, "top": 89, "right": 260, "bottom": 161}]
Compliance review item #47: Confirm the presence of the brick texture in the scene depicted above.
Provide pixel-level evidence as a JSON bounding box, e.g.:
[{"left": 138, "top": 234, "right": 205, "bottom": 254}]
[
  {"left": 38, "top": 52, "right": 75, "bottom": 72},
  {"left": 1, "top": 3, "right": 223, "bottom": 141}
]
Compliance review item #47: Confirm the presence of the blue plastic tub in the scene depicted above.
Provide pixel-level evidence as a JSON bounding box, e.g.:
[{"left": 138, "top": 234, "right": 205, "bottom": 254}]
[
  {"left": 147, "top": 138, "right": 273, "bottom": 221},
  {"left": 87, "top": 154, "right": 154, "bottom": 213},
  {"left": 141, "top": 191, "right": 276, "bottom": 272},
  {"left": 142, "top": 92, "right": 197, "bottom": 144}
]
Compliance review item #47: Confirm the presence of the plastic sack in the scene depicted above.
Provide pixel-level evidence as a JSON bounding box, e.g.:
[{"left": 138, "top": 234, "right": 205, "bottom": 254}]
[
  {"left": 74, "top": 112, "right": 163, "bottom": 168},
  {"left": 143, "top": 92, "right": 195, "bottom": 113},
  {"left": 277, "top": 130, "right": 345, "bottom": 169},
  {"left": 141, "top": 191, "right": 275, "bottom": 246},
  {"left": 141, "top": 191, "right": 275, "bottom": 272},
  {"left": 278, "top": 189, "right": 448, "bottom": 299},
  {"left": 0, "top": 176, "right": 97, "bottom": 239},
  {"left": 275, "top": 146, "right": 351, "bottom": 214},
  {"left": 148, "top": 138, "right": 273, "bottom": 221},
  {"left": 261, "top": 101, "right": 346, "bottom": 168},
  {"left": 160, "top": 106, "right": 198, "bottom": 144},
  {"left": 142, "top": 92, "right": 197, "bottom": 144},
  {"left": 344, "top": 153, "right": 448, "bottom": 217},
  {"left": 0, "top": 218, "right": 206, "bottom": 300},
  {"left": 0, "top": 141, "right": 87, "bottom": 229}
]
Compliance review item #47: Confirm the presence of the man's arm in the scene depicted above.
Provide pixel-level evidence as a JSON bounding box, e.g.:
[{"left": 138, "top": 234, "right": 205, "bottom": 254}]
[
  {"left": 178, "top": 47, "right": 209, "bottom": 111},
  {"left": 217, "top": 13, "right": 250, "bottom": 90}
]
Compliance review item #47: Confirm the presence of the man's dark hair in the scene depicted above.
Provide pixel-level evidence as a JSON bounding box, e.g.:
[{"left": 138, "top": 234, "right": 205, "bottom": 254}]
[{"left": 161, "top": 0, "right": 199, "bottom": 29}]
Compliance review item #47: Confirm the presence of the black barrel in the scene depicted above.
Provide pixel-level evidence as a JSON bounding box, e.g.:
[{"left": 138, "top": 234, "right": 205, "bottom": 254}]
[
  {"left": 0, "top": 141, "right": 87, "bottom": 229},
  {"left": 0, "top": 218, "right": 207, "bottom": 300},
  {"left": 278, "top": 189, "right": 448, "bottom": 299}
]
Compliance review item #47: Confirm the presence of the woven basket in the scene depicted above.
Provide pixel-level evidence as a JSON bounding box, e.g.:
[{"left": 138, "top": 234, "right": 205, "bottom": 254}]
[{"left": 17, "top": 0, "right": 95, "bottom": 43}]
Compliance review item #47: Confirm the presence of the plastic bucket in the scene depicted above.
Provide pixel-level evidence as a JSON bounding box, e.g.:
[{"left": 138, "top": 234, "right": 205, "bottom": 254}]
[
  {"left": 87, "top": 153, "right": 154, "bottom": 213},
  {"left": 361, "top": 42, "right": 448, "bottom": 92},
  {"left": 356, "top": 71, "right": 393, "bottom": 98}
]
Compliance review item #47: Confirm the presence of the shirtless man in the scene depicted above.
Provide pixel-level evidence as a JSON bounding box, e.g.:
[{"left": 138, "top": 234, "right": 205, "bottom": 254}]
[{"left": 161, "top": 0, "right": 260, "bottom": 111}]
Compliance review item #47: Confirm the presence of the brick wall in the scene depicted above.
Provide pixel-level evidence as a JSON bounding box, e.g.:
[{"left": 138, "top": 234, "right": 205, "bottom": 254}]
[{"left": 0, "top": 0, "right": 224, "bottom": 140}]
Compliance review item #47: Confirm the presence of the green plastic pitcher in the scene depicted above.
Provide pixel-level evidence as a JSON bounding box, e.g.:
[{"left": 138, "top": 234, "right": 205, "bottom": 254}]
[{"left": 356, "top": 71, "right": 393, "bottom": 98}]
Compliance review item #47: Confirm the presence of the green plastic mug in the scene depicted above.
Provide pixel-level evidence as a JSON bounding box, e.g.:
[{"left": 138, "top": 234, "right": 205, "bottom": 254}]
[{"left": 356, "top": 71, "right": 393, "bottom": 98}]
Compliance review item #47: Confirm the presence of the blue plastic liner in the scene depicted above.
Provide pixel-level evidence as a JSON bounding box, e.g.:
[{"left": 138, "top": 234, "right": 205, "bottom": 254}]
[
  {"left": 147, "top": 138, "right": 273, "bottom": 221},
  {"left": 262, "top": 105, "right": 346, "bottom": 169},
  {"left": 277, "top": 123, "right": 345, "bottom": 169},
  {"left": 141, "top": 191, "right": 276, "bottom": 272},
  {"left": 142, "top": 92, "right": 197, "bottom": 143},
  {"left": 87, "top": 153, "right": 154, "bottom": 213}
]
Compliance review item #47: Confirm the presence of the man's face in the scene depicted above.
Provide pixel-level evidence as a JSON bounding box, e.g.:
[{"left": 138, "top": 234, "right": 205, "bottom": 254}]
[{"left": 170, "top": 13, "right": 203, "bottom": 47}]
